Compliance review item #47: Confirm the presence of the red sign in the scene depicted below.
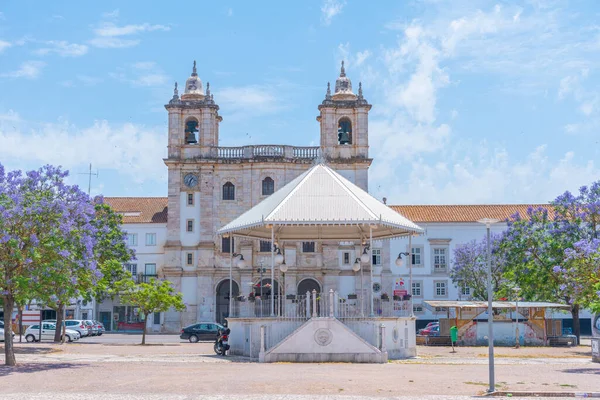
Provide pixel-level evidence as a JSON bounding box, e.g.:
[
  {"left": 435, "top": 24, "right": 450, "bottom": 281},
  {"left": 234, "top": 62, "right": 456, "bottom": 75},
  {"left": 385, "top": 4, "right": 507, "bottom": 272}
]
[{"left": 394, "top": 290, "right": 407, "bottom": 297}]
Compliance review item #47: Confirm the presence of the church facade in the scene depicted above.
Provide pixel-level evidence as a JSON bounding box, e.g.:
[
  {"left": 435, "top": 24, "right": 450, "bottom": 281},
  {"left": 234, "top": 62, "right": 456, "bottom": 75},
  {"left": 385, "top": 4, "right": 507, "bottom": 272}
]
[{"left": 159, "top": 62, "right": 380, "bottom": 331}]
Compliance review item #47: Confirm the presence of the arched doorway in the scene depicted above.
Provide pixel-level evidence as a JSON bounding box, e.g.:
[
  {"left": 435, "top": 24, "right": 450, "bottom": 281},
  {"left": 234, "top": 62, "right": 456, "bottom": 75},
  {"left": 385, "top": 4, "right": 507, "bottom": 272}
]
[
  {"left": 297, "top": 278, "right": 321, "bottom": 296},
  {"left": 216, "top": 280, "right": 239, "bottom": 325}
]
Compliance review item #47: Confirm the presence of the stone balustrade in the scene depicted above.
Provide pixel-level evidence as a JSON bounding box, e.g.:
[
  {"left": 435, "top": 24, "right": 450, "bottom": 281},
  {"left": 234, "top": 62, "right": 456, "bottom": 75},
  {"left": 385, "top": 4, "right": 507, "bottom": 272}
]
[{"left": 209, "top": 145, "right": 319, "bottom": 160}]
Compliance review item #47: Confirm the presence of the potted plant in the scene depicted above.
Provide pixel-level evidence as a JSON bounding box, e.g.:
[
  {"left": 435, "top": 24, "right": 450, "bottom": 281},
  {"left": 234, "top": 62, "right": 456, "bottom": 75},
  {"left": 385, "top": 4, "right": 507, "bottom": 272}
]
[
  {"left": 286, "top": 294, "right": 296, "bottom": 300},
  {"left": 248, "top": 293, "right": 256, "bottom": 302},
  {"left": 393, "top": 294, "right": 401, "bottom": 301},
  {"left": 347, "top": 293, "right": 358, "bottom": 300},
  {"left": 236, "top": 295, "right": 246, "bottom": 302},
  {"left": 381, "top": 293, "right": 390, "bottom": 301},
  {"left": 403, "top": 294, "right": 412, "bottom": 301}
]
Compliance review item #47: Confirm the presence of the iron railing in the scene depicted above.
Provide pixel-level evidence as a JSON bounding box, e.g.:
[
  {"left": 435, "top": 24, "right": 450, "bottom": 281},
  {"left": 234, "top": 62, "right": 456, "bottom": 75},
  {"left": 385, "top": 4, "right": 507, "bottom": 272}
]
[{"left": 230, "top": 291, "right": 411, "bottom": 319}]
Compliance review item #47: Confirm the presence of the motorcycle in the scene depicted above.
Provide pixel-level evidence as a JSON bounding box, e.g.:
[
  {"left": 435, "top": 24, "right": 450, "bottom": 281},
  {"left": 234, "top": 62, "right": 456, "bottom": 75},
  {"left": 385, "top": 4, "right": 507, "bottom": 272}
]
[{"left": 214, "top": 327, "right": 230, "bottom": 355}]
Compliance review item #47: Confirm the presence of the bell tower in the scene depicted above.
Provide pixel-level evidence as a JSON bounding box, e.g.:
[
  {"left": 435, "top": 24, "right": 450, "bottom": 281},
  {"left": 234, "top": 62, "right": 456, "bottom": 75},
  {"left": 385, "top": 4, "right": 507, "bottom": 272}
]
[
  {"left": 165, "top": 61, "right": 222, "bottom": 160},
  {"left": 317, "top": 61, "right": 371, "bottom": 161}
]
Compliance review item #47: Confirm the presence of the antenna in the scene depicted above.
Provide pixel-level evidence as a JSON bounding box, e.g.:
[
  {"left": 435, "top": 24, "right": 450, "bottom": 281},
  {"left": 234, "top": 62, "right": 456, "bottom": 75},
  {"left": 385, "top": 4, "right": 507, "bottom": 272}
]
[{"left": 79, "top": 163, "right": 99, "bottom": 196}]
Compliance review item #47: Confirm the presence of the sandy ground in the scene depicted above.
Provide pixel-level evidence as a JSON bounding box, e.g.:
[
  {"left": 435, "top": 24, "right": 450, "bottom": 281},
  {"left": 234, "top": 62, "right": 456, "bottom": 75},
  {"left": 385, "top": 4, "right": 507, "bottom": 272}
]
[{"left": 0, "top": 335, "right": 598, "bottom": 398}]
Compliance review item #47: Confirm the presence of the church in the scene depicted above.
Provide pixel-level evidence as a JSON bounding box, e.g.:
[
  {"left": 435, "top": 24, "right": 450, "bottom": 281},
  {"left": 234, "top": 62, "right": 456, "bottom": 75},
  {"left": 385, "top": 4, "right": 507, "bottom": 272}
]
[{"left": 98, "top": 62, "right": 587, "bottom": 335}]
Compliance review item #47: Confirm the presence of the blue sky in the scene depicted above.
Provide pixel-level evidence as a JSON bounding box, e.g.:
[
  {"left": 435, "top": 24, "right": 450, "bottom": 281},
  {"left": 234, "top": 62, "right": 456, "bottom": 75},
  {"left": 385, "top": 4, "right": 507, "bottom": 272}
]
[{"left": 0, "top": 0, "right": 598, "bottom": 204}]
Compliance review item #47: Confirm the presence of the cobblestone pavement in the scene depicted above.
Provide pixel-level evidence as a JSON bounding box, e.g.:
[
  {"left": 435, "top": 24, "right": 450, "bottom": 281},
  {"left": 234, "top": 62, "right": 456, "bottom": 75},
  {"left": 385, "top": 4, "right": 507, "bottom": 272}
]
[
  {"left": 1, "top": 337, "right": 598, "bottom": 398},
  {"left": 0, "top": 395, "right": 584, "bottom": 400}
]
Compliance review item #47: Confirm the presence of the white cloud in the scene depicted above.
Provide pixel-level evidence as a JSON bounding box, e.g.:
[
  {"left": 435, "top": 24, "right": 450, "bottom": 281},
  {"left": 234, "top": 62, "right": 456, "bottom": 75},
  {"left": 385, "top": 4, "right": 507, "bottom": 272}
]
[
  {"left": 0, "top": 111, "right": 166, "bottom": 185},
  {"left": 321, "top": 0, "right": 345, "bottom": 26},
  {"left": 94, "top": 22, "right": 170, "bottom": 37},
  {"left": 0, "top": 40, "right": 11, "bottom": 53},
  {"left": 355, "top": 50, "right": 371, "bottom": 66},
  {"left": 1, "top": 61, "right": 45, "bottom": 79},
  {"left": 110, "top": 62, "right": 170, "bottom": 87},
  {"left": 227, "top": 8, "right": 233, "bottom": 17},
  {"left": 89, "top": 22, "right": 170, "bottom": 48},
  {"left": 34, "top": 40, "right": 88, "bottom": 57}
]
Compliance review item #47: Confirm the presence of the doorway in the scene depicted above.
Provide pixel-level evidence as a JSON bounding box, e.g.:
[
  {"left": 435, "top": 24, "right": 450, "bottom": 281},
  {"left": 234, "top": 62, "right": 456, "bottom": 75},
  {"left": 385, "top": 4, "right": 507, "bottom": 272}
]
[
  {"left": 99, "top": 311, "right": 112, "bottom": 332},
  {"left": 298, "top": 278, "right": 321, "bottom": 296},
  {"left": 216, "top": 280, "right": 239, "bottom": 325}
]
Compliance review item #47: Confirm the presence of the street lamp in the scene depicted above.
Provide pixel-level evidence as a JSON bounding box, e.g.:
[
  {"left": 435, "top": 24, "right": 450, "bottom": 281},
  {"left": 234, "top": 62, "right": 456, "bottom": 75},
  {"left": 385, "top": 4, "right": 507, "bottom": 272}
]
[
  {"left": 477, "top": 217, "right": 500, "bottom": 393},
  {"left": 228, "top": 252, "right": 247, "bottom": 318},
  {"left": 512, "top": 286, "right": 521, "bottom": 349}
]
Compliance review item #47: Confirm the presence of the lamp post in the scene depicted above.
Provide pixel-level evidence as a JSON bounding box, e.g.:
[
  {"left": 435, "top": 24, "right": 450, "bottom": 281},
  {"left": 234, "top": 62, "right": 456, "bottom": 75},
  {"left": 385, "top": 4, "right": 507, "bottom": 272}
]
[
  {"left": 513, "top": 286, "right": 521, "bottom": 349},
  {"left": 257, "top": 263, "right": 267, "bottom": 317},
  {"left": 477, "top": 217, "right": 499, "bottom": 393},
  {"left": 271, "top": 242, "right": 284, "bottom": 317},
  {"left": 228, "top": 241, "right": 247, "bottom": 319},
  {"left": 395, "top": 251, "right": 410, "bottom": 315},
  {"left": 360, "top": 240, "right": 372, "bottom": 317}
]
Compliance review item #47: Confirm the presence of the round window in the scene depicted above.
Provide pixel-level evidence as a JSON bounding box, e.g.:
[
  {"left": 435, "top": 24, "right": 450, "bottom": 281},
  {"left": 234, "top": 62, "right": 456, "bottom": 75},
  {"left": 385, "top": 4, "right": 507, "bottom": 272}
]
[{"left": 372, "top": 283, "right": 381, "bottom": 293}]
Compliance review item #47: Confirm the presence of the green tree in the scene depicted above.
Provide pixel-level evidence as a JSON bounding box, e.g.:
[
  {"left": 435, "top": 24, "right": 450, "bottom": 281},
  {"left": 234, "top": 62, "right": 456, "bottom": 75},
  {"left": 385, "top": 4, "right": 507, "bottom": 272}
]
[{"left": 119, "top": 278, "right": 185, "bottom": 345}]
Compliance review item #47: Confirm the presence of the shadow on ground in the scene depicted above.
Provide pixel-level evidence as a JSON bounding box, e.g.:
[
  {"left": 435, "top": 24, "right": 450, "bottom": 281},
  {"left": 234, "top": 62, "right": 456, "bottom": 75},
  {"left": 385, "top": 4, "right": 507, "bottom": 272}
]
[
  {"left": 2, "top": 346, "right": 62, "bottom": 355},
  {"left": 0, "top": 362, "right": 87, "bottom": 377},
  {"left": 562, "top": 367, "right": 600, "bottom": 375}
]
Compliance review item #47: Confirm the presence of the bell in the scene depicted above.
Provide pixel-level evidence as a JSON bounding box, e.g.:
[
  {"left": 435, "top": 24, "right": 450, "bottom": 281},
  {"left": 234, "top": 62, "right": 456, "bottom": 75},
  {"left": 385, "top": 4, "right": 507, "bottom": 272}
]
[
  {"left": 185, "top": 131, "right": 197, "bottom": 144},
  {"left": 338, "top": 127, "right": 350, "bottom": 145}
]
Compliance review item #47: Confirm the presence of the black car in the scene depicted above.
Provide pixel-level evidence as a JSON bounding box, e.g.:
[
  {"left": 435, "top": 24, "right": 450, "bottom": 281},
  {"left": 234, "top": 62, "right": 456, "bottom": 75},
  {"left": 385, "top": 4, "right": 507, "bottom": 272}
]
[{"left": 180, "top": 322, "right": 225, "bottom": 343}]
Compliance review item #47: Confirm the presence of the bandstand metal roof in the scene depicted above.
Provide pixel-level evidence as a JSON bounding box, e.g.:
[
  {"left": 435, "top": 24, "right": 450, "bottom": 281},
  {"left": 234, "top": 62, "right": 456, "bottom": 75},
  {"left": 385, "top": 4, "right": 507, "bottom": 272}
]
[
  {"left": 424, "top": 300, "right": 570, "bottom": 310},
  {"left": 217, "top": 163, "right": 424, "bottom": 241}
]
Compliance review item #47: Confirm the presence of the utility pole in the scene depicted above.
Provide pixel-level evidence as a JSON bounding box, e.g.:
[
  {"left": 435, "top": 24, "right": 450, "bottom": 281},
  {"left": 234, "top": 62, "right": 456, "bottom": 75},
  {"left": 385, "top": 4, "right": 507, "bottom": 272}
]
[{"left": 79, "top": 163, "right": 99, "bottom": 196}]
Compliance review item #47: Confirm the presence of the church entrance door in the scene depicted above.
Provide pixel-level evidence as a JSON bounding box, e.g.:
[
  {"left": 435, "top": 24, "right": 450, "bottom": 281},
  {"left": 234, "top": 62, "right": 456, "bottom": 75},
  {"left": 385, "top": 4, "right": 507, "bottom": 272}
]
[
  {"left": 297, "top": 278, "right": 320, "bottom": 297},
  {"left": 216, "top": 280, "right": 239, "bottom": 325}
]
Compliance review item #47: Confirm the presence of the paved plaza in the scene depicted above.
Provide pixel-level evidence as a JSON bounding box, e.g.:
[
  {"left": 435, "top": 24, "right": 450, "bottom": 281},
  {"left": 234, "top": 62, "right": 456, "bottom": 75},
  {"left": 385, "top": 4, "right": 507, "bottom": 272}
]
[{"left": 1, "top": 334, "right": 598, "bottom": 399}]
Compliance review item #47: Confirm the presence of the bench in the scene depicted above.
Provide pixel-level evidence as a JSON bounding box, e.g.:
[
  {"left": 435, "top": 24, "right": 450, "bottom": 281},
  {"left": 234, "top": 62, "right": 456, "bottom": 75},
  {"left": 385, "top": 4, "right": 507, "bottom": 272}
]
[
  {"left": 417, "top": 335, "right": 452, "bottom": 346},
  {"left": 547, "top": 335, "right": 577, "bottom": 347}
]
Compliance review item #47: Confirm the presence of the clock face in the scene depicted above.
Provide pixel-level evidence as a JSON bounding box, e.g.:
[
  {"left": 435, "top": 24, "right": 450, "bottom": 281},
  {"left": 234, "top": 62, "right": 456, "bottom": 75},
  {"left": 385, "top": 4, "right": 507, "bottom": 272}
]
[{"left": 184, "top": 174, "right": 198, "bottom": 188}]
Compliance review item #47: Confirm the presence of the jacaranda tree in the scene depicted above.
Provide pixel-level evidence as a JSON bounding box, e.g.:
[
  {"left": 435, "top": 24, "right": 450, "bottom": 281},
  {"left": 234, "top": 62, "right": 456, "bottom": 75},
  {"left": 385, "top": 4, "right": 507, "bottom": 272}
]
[
  {"left": 0, "top": 164, "right": 112, "bottom": 365},
  {"left": 450, "top": 233, "right": 507, "bottom": 301}
]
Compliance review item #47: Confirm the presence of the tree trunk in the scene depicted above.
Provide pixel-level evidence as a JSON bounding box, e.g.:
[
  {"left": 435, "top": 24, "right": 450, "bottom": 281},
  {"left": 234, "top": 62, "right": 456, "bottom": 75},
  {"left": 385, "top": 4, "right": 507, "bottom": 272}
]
[
  {"left": 141, "top": 313, "right": 149, "bottom": 345},
  {"left": 54, "top": 304, "right": 64, "bottom": 343},
  {"left": 18, "top": 306, "right": 23, "bottom": 343},
  {"left": 571, "top": 304, "right": 580, "bottom": 345},
  {"left": 3, "top": 296, "right": 16, "bottom": 366}
]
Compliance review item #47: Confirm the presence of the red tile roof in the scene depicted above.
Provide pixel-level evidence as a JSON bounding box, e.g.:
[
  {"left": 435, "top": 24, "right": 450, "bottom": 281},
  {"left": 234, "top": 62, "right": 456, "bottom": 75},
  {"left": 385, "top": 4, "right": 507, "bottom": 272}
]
[
  {"left": 104, "top": 197, "right": 168, "bottom": 224},
  {"left": 103, "top": 197, "right": 554, "bottom": 225},
  {"left": 389, "top": 204, "right": 554, "bottom": 223}
]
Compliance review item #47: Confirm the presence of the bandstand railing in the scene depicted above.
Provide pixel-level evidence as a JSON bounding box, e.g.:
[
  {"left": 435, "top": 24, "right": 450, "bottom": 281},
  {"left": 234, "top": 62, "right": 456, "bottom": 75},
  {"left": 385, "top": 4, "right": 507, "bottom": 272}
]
[{"left": 230, "top": 290, "right": 411, "bottom": 320}]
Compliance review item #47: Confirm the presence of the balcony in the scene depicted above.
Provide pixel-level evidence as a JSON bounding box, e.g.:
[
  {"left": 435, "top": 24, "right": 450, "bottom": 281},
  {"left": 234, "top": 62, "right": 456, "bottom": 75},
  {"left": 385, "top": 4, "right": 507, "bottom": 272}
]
[
  {"left": 138, "top": 274, "right": 158, "bottom": 283},
  {"left": 177, "top": 145, "right": 320, "bottom": 162}
]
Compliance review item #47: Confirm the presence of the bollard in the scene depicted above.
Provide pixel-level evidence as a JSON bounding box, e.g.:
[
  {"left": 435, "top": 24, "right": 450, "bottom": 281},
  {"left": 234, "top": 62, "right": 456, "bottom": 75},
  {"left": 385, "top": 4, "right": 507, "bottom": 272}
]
[
  {"left": 312, "top": 289, "right": 317, "bottom": 318},
  {"left": 334, "top": 291, "right": 339, "bottom": 317},
  {"left": 380, "top": 323, "right": 386, "bottom": 352},
  {"left": 329, "top": 289, "right": 334, "bottom": 317}
]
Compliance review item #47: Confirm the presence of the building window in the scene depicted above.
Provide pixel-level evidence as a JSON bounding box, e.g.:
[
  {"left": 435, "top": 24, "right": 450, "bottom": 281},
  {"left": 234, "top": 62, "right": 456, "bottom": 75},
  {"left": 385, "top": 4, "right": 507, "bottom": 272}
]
[
  {"left": 126, "top": 233, "right": 138, "bottom": 247},
  {"left": 187, "top": 193, "right": 194, "bottom": 206},
  {"left": 302, "top": 242, "right": 315, "bottom": 253},
  {"left": 343, "top": 252, "right": 350, "bottom": 265},
  {"left": 186, "top": 253, "right": 193, "bottom": 265},
  {"left": 186, "top": 219, "right": 194, "bottom": 232},
  {"left": 433, "top": 248, "right": 448, "bottom": 272},
  {"left": 411, "top": 246, "right": 422, "bottom": 266},
  {"left": 372, "top": 248, "right": 381, "bottom": 265},
  {"left": 124, "top": 263, "right": 137, "bottom": 276},
  {"left": 337, "top": 117, "right": 352, "bottom": 144},
  {"left": 262, "top": 177, "right": 274, "bottom": 196},
  {"left": 222, "top": 237, "right": 234, "bottom": 253},
  {"left": 435, "top": 281, "right": 447, "bottom": 297},
  {"left": 222, "top": 182, "right": 235, "bottom": 200},
  {"left": 145, "top": 263, "right": 156, "bottom": 275},
  {"left": 413, "top": 304, "right": 424, "bottom": 313},
  {"left": 412, "top": 281, "right": 422, "bottom": 297},
  {"left": 461, "top": 286, "right": 471, "bottom": 296},
  {"left": 435, "top": 307, "right": 448, "bottom": 312},
  {"left": 146, "top": 233, "right": 156, "bottom": 246},
  {"left": 153, "top": 312, "right": 161, "bottom": 325},
  {"left": 259, "top": 240, "right": 272, "bottom": 253}
]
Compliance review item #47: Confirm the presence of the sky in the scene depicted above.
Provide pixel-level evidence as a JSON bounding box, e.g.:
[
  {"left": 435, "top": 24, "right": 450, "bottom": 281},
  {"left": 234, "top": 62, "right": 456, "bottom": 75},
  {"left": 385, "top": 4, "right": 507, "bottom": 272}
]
[{"left": 0, "top": 0, "right": 599, "bottom": 205}]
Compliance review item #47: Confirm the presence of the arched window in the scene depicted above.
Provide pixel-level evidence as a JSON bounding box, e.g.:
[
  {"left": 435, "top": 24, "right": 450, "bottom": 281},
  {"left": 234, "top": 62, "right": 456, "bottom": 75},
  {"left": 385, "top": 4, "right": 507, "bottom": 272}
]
[
  {"left": 222, "top": 182, "right": 235, "bottom": 200},
  {"left": 184, "top": 118, "right": 199, "bottom": 144},
  {"left": 262, "top": 177, "right": 274, "bottom": 196},
  {"left": 337, "top": 117, "right": 352, "bottom": 145}
]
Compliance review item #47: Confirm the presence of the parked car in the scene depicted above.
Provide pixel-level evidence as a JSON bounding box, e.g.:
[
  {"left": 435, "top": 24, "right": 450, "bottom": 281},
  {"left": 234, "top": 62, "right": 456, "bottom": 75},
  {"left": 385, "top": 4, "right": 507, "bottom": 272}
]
[
  {"left": 418, "top": 322, "right": 438, "bottom": 334},
  {"left": 25, "top": 323, "right": 80, "bottom": 342},
  {"left": 84, "top": 320, "right": 99, "bottom": 336},
  {"left": 180, "top": 322, "right": 225, "bottom": 343},
  {"left": 93, "top": 320, "right": 105, "bottom": 335},
  {"left": 0, "top": 327, "right": 15, "bottom": 341},
  {"left": 64, "top": 319, "right": 91, "bottom": 337},
  {"left": 420, "top": 324, "right": 440, "bottom": 336}
]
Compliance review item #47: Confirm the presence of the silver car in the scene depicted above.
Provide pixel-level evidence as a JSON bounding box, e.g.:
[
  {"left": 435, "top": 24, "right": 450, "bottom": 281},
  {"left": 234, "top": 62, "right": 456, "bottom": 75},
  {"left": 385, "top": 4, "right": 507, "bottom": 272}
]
[
  {"left": 84, "top": 320, "right": 99, "bottom": 336},
  {"left": 0, "top": 327, "right": 15, "bottom": 341},
  {"left": 64, "top": 319, "right": 91, "bottom": 337}
]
